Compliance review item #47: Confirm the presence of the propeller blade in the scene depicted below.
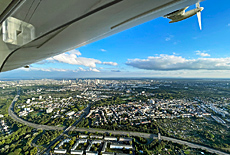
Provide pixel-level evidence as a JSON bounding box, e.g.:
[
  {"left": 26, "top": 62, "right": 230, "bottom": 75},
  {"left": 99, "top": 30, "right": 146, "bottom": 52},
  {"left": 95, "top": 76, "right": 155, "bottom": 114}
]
[
  {"left": 196, "top": 2, "right": 200, "bottom": 8},
  {"left": 197, "top": 11, "right": 202, "bottom": 30}
]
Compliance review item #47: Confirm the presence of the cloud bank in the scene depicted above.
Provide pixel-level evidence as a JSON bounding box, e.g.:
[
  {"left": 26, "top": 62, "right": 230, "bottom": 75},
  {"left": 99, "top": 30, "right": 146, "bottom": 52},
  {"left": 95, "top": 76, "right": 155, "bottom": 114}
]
[
  {"left": 20, "top": 66, "right": 100, "bottom": 73},
  {"left": 47, "top": 49, "right": 101, "bottom": 67},
  {"left": 45, "top": 49, "right": 118, "bottom": 68},
  {"left": 103, "top": 62, "right": 118, "bottom": 66},
  {"left": 126, "top": 54, "right": 230, "bottom": 70}
]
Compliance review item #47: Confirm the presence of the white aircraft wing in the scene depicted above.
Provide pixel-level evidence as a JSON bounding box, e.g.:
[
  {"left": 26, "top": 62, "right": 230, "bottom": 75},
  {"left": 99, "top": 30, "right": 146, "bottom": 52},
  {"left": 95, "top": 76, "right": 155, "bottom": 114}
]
[{"left": 0, "top": 0, "right": 205, "bottom": 72}]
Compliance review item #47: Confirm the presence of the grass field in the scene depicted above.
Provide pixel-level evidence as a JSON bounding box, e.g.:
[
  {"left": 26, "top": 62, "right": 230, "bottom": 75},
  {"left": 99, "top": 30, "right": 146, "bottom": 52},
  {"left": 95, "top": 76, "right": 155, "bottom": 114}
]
[{"left": 31, "top": 111, "right": 42, "bottom": 117}]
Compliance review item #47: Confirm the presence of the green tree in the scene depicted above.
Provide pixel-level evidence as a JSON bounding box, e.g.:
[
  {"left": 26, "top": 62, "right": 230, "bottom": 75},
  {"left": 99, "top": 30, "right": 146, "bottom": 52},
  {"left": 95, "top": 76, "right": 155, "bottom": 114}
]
[
  {"left": 13, "top": 148, "right": 22, "bottom": 155},
  {"left": 30, "top": 147, "right": 37, "bottom": 155},
  {"left": 69, "top": 140, "right": 74, "bottom": 146}
]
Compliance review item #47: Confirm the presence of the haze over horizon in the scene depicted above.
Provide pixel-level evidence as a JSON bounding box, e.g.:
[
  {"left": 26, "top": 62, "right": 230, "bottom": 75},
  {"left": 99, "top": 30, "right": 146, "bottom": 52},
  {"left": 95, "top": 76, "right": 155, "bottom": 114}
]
[{"left": 1, "top": 0, "right": 230, "bottom": 79}]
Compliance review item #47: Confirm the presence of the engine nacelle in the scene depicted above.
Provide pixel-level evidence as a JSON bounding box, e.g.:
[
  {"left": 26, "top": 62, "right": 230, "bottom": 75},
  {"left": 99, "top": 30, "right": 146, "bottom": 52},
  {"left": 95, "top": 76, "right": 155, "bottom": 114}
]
[{"left": 169, "top": 7, "right": 204, "bottom": 23}]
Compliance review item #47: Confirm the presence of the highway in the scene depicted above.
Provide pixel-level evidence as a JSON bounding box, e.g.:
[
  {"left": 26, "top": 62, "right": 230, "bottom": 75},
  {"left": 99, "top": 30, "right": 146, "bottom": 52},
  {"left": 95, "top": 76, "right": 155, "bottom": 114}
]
[
  {"left": 73, "top": 128, "right": 229, "bottom": 155},
  {"left": 8, "top": 91, "right": 91, "bottom": 154},
  {"left": 161, "top": 136, "right": 230, "bottom": 155},
  {"left": 40, "top": 104, "right": 91, "bottom": 155},
  {"left": 8, "top": 94, "right": 229, "bottom": 155},
  {"left": 8, "top": 94, "right": 65, "bottom": 131}
]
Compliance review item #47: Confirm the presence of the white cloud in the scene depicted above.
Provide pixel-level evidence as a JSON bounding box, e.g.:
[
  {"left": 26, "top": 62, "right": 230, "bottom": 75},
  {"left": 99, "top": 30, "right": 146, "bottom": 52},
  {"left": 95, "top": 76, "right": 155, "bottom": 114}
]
[
  {"left": 78, "top": 67, "right": 86, "bottom": 71},
  {"left": 47, "top": 50, "right": 101, "bottom": 67},
  {"left": 173, "top": 52, "right": 180, "bottom": 55},
  {"left": 21, "top": 66, "right": 101, "bottom": 73},
  {"left": 200, "top": 53, "right": 210, "bottom": 57},
  {"left": 165, "top": 35, "right": 174, "bottom": 41},
  {"left": 11, "top": 67, "right": 230, "bottom": 78},
  {"left": 68, "top": 49, "right": 81, "bottom": 56},
  {"left": 103, "top": 62, "right": 118, "bottom": 66},
  {"left": 89, "top": 68, "right": 100, "bottom": 72},
  {"left": 100, "top": 49, "right": 107, "bottom": 52},
  {"left": 20, "top": 67, "right": 70, "bottom": 72},
  {"left": 126, "top": 54, "right": 230, "bottom": 70},
  {"left": 74, "top": 67, "right": 100, "bottom": 72},
  {"left": 52, "top": 68, "right": 70, "bottom": 72},
  {"left": 195, "top": 50, "right": 210, "bottom": 57}
]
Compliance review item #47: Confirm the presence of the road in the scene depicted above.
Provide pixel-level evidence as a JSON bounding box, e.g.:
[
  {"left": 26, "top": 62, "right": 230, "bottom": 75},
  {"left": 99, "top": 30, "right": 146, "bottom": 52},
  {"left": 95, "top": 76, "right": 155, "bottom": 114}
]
[
  {"left": 8, "top": 94, "right": 229, "bottom": 155},
  {"left": 161, "top": 136, "right": 230, "bottom": 155},
  {"left": 72, "top": 128, "right": 229, "bottom": 155},
  {"left": 8, "top": 94, "right": 65, "bottom": 130},
  {"left": 40, "top": 104, "right": 91, "bottom": 155},
  {"left": 8, "top": 91, "right": 91, "bottom": 154}
]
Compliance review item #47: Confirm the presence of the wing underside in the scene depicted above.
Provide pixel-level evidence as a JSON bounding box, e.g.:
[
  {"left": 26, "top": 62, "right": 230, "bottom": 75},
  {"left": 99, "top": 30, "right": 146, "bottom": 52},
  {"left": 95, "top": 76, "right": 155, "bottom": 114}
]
[{"left": 0, "top": 0, "right": 205, "bottom": 72}]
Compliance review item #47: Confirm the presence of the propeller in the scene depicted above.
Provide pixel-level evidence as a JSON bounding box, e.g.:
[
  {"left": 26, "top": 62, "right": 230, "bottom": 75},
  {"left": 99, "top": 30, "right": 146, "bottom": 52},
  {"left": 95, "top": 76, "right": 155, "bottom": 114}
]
[
  {"left": 197, "top": 11, "right": 202, "bottom": 30},
  {"left": 196, "top": 2, "right": 203, "bottom": 30}
]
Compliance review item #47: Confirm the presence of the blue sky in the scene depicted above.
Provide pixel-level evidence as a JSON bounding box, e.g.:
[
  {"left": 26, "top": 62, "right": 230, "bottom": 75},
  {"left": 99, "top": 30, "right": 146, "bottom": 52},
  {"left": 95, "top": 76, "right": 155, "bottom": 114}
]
[{"left": 1, "top": 0, "right": 230, "bottom": 79}]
